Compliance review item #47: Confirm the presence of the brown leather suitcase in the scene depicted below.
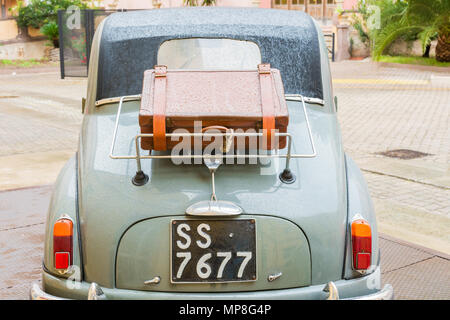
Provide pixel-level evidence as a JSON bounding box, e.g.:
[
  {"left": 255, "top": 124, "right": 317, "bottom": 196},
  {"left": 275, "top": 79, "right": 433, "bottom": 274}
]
[{"left": 139, "top": 63, "right": 289, "bottom": 151}]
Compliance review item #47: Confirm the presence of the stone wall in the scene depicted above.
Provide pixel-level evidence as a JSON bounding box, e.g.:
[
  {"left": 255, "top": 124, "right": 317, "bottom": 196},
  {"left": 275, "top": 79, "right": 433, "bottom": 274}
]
[
  {"left": 347, "top": 31, "right": 439, "bottom": 59},
  {"left": 387, "top": 38, "right": 437, "bottom": 58},
  {"left": 0, "top": 40, "right": 48, "bottom": 60},
  {"left": 349, "top": 26, "right": 370, "bottom": 58},
  {"left": 0, "top": 18, "right": 48, "bottom": 60}
]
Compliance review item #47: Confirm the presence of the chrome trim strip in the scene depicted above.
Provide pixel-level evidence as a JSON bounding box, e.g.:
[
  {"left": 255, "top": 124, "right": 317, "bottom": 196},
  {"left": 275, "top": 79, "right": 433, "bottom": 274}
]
[
  {"left": 285, "top": 94, "right": 325, "bottom": 106},
  {"left": 95, "top": 94, "right": 141, "bottom": 107},
  {"left": 186, "top": 200, "right": 243, "bottom": 216}
]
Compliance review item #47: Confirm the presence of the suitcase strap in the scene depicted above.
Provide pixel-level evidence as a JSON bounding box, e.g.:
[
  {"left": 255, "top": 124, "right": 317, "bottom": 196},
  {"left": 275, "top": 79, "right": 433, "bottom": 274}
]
[
  {"left": 258, "top": 63, "right": 276, "bottom": 149},
  {"left": 153, "top": 65, "right": 168, "bottom": 151}
]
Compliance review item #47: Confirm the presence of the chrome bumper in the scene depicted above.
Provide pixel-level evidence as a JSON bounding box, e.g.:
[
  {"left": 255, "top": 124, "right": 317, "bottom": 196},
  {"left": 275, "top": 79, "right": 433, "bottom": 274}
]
[
  {"left": 323, "top": 281, "right": 394, "bottom": 300},
  {"left": 30, "top": 282, "right": 394, "bottom": 300},
  {"left": 350, "top": 284, "right": 394, "bottom": 300},
  {"left": 30, "top": 282, "right": 106, "bottom": 300},
  {"left": 30, "top": 283, "right": 66, "bottom": 300},
  {"left": 31, "top": 282, "right": 106, "bottom": 300}
]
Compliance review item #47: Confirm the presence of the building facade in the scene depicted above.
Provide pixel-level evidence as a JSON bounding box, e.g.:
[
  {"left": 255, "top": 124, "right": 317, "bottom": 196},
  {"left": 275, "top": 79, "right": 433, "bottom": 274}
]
[
  {"left": 0, "top": 0, "right": 359, "bottom": 60},
  {"left": 101, "top": 0, "right": 358, "bottom": 20},
  {"left": 1, "top": 0, "right": 17, "bottom": 19},
  {"left": 271, "top": 0, "right": 358, "bottom": 20}
]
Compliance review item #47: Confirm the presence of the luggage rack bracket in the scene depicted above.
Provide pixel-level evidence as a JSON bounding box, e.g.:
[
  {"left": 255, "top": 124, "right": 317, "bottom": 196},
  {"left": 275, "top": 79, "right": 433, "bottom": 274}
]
[{"left": 108, "top": 94, "right": 317, "bottom": 185}]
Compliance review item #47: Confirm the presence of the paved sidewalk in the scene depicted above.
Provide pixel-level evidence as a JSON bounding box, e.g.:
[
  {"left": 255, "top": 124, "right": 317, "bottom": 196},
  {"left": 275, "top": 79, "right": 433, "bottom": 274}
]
[
  {"left": 0, "top": 71, "right": 84, "bottom": 156},
  {"left": 0, "top": 71, "right": 84, "bottom": 190}
]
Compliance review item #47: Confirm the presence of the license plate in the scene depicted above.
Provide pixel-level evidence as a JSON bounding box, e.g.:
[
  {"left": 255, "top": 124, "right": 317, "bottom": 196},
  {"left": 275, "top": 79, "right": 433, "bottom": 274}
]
[{"left": 170, "top": 219, "right": 257, "bottom": 283}]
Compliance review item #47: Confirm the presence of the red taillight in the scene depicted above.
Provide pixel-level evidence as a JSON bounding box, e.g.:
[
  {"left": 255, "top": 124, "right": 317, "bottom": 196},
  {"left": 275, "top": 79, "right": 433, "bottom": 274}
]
[
  {"left": 55, "top": 252, "right": 70, "bottom": 269},
  {"left": 53, "top": 218, "right": 73, "bottom": 270},
  {"left": 351, "top": 218, "right": 372, "bottom": 271}
]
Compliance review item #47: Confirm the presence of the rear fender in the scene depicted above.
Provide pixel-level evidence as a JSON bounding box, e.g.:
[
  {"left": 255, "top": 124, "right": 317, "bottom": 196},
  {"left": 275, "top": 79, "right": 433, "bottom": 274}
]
[
  {"left": 343, "top": 155, "right": 379, "bottom": 281},
  {"left": 43, "top": 154, "right": 82, "bottom": 281}
]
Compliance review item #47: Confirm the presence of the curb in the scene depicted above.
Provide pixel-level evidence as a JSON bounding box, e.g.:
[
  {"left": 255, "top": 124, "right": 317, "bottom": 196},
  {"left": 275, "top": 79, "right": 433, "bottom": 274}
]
[
  {"left": 0, "top": 65, "right": 60, "bottom": 75},
  {"left": 380, "top": 232, "right": 450, "bottom": 260},
  {"left": 377, "top": 62, "right": 450, "bottom": 73},
  {"left": 0, "top": 184, "right": 53, "bottom": 194}
]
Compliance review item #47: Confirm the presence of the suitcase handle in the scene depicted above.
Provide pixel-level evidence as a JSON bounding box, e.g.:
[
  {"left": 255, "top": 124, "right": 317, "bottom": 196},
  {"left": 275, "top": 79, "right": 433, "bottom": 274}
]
[
  {"left": 200, "top": 125, "right": 230, "bottom": 133},
  {"left": 201, "top": 126, "right": 234, "bottom": 153}
]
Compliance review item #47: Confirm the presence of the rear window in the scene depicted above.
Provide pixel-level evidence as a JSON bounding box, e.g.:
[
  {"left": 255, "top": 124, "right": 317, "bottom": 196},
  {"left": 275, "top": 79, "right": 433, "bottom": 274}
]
[{"left": 157, "top": 38, "right": 261, "bottom": 70}]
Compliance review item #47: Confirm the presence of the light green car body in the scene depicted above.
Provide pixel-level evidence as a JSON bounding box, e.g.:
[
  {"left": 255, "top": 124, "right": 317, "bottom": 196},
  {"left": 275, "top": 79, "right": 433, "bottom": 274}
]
[{"left": 35, "top": 10, "right": 393, "bottom": 300}]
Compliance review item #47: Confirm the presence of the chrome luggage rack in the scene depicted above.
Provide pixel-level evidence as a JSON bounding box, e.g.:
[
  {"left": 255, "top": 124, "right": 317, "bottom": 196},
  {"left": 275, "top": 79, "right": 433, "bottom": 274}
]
[{"left": 106, "top": 94, "right": 318, "bottom": 186}]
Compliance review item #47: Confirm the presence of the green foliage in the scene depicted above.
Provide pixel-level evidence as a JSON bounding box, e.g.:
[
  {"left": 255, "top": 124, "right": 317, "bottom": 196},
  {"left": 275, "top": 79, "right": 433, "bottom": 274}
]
[
  {"left": 349, "top": 37, "right": 354, "bottom": 57},
  {"left": 0, "top": 59, "right": 15, "bottom": 65},
  {"left": 372, "top": 20, "right": 422, "bottom": 58},
  {"left": 351, "top": 0, "right": 409, "bottom": 50},
  {"left": 41, "top": 21, "right": 60, "bottom": 47},
  {"left": 353, "top": 0, "right": 450, "bottom": 61},
  {"left": 0, "top": 59, "right": 44, "bottom": 67},
  {"left": 378, "top": 55, "right": 450, "bottom": 67},
  {"left": 353, "top": 20, "right": 370, "bottom": 44},
  {"left": 381, "top": 0, "right": 449, "bottom": 61},
  {"left": 183, "top": 0, "right": 216, "bottom": 6},
  {"left": 11, "top": 0, "right": 89, "bottom": 29}
]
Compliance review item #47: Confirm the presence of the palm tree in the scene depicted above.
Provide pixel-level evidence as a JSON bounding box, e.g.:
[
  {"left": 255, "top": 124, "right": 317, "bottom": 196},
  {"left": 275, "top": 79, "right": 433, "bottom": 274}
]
[{"left": 374, "top": 0, "right": 450, "bottom": 62}]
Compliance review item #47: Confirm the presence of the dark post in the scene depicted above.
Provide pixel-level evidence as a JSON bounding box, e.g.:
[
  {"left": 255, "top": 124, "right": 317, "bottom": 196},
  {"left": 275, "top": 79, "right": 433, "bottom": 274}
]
[
  {"left": 57, "top": 10, "right": 65, "bottom": 79},
  {"left": 332, "top": 32, "right": 335, "bottom": 62},
  {"left": 85, "top": 9, "right": 95, "bottom": 73}
]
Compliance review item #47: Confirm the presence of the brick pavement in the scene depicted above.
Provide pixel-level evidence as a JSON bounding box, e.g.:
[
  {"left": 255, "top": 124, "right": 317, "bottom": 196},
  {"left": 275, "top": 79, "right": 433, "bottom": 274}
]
[
  {"left": 331, "top": 60, "right": 450, "bottom": 254},
  {"left": 0, "top": 71, "right": 84, "bottom": 156},
  {"left": 333, "top": 60, "right": 450, "bottom": 166},
  {"left": 379, "top": 234, "right": 450, "bottom": 300},
  {"left": 0, "top": 71, "right": 84, "bottom": 189}
]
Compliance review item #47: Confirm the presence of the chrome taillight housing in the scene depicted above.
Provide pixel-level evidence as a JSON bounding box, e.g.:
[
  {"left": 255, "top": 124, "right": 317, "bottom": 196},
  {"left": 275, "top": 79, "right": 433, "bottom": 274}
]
[
  {"left": 53, "top": 217, "right": 73, "bottom": 270},
  {"left": 351, "top": 217, "right": 372, "bottom": 272}
]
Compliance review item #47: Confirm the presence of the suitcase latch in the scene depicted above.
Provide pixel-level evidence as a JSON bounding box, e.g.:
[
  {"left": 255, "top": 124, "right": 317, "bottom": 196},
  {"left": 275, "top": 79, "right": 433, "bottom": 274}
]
[
  {"left": 258, "top": 63, "right": 271, "bottom": 74},
  {"left": 154, "top": 65, "right": 167, "bottom": 77}
]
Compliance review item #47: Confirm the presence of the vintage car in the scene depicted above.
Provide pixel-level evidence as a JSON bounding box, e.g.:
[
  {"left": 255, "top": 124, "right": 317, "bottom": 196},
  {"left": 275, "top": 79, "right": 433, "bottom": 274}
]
[{"left": 31, "top": 7, "right": 393, "bottom": 300}]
